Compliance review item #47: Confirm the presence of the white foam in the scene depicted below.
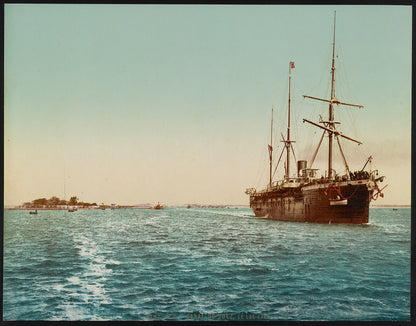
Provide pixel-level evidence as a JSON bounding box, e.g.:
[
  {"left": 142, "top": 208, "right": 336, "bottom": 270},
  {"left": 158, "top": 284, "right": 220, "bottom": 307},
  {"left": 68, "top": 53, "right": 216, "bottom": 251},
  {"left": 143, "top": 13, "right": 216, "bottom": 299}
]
[
  {"left": 52, "top": 284, "right": 65, "bottom": 292},
  {"left": 84, "top": 263, "right": 111, "bottom": 278},
  {"left": 238, "top": 258, "right": 254, "bottom": 265},
  {"left": 67, "top": 276, "right": 81, "bottom": 285},
  {"left": 85, "top": 283, "right": 106, "bottom": 299},
  {"left": 79, "top": 246, "right": 98, "bottom": 258},
  {"left": 189, "top": 208, "right": 252, "bottom": 218},
  {"left": 66, "top": 235, "right": 113, "bottom": 310},
  {"left": 61, "top": 304, "right": 90, "bottom": 320},
  {"left": 92, "top": 256, "right": 105, "bottom": 264}
]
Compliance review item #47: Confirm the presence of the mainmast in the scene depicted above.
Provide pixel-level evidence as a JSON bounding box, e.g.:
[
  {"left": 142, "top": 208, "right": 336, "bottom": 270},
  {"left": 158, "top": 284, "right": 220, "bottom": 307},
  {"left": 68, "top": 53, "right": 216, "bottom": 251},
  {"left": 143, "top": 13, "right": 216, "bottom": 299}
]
[
  {"left": 328, "top": 11, "right": 336, "bottom": 180},
  {"left": 303, "top": 11, "right": 363, "bottom": 180}
]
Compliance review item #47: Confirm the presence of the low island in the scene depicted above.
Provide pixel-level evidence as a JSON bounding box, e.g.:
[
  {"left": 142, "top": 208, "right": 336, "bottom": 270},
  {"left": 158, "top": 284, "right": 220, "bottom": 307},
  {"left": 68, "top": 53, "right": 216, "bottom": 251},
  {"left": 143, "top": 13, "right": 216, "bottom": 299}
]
[{"left": 9, "top": 196, "right": 126, "bottom": 210}]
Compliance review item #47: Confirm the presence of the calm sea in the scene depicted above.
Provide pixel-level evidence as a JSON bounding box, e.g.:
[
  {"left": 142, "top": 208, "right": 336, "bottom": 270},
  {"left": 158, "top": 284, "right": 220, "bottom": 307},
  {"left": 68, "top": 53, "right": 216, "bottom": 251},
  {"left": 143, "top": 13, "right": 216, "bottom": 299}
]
[{"left": 3, "top": 207, "right": 410, "bottom": 321}]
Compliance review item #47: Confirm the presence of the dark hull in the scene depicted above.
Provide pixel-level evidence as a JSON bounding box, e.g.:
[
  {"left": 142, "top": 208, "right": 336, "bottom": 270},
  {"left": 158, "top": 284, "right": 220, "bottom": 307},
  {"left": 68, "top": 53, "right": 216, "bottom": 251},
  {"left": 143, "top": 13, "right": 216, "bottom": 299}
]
[{"left": 250, "top": 180, "right": 373, "bottom": 224}]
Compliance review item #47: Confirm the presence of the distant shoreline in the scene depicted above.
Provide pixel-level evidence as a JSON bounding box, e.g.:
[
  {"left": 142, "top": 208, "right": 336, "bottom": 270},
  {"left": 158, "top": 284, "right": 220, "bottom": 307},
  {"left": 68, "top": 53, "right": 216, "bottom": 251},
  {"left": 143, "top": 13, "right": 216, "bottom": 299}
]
[
  {"left": 5, "top": 204, "right": 409, "bottom": 210},
  {"left": 370, "top": 205, "right": 411, "bottom": 208},
  {"left": 5, "top": 204, "right": 251, "bottom": 210},
  {"left": 5, "top": 206, "right": 150, "bottom": 211}
]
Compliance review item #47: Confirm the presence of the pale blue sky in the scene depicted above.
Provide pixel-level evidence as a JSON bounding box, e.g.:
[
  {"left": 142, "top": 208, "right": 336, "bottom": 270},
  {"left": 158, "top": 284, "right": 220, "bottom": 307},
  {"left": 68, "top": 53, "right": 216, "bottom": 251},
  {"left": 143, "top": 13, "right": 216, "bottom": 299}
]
[{"left": 4, "top": 5, "right": 412, "bottom": 205}]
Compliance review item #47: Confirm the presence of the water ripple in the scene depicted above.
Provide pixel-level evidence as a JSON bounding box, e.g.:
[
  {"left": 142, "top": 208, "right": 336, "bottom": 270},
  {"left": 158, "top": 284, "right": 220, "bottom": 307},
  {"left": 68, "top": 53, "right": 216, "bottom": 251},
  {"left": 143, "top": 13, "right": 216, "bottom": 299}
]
[{"left": 3, "top": 207, "right": 410, "bottom": 321}]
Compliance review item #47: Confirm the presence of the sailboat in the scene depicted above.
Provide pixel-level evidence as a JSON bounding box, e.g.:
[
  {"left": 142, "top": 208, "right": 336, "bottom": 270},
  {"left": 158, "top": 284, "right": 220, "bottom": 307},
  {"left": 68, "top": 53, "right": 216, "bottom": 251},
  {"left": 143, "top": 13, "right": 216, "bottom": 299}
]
[{"left": 245, "top": 12, "right": 386, "bottom": 224}]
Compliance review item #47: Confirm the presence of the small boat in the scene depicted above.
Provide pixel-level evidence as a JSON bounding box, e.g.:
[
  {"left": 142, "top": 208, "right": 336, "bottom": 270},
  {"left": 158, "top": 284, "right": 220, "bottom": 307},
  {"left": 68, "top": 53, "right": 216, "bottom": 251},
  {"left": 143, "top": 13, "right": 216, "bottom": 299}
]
[
  {"left": 392, "top": 208, "right": 398, "bottom": 211},
  {"left": 29, "top": 210, "right": 37, "bottom": 215},
  {"left": 153, "top": 202, "right": 163, "bottom": 210},
  {"left": 68, "top": 208, "right": 77, "bottom": 212}
]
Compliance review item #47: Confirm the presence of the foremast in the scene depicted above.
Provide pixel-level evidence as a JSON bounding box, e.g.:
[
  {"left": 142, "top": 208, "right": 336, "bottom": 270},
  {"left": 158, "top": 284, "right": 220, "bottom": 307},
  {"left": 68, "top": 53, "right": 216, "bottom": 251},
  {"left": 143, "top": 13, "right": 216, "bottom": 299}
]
[
  {"left": 268, "top": 61, "right": 297, "bottom": 187},
  {"left": 247, "top": 60, "right": 297, "bottom": 197},
  {"left": 284, "top": 61, "right": 296, "bottom": 179}
]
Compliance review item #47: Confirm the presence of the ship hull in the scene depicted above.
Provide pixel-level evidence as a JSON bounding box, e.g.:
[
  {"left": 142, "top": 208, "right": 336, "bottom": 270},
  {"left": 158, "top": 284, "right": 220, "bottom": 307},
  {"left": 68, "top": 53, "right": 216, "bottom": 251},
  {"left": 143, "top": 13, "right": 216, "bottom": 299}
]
[{"left": 249, "top": 180, "right": 372, "bottom": 224}]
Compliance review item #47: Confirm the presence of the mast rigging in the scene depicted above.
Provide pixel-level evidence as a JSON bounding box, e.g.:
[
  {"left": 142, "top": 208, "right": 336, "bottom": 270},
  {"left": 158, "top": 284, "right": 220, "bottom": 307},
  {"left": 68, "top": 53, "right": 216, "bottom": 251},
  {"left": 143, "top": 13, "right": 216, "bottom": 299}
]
[{"left": 303, "top": 11, "right": 363, "bottom": 179}]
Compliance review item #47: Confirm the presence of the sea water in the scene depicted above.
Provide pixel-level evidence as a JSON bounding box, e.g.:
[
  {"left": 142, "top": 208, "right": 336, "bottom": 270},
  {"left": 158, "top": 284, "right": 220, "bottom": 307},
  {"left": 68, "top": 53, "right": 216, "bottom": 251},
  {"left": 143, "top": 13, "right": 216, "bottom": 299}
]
[{"left": 3, "top": 207, "right": 410, "bottom": 321}]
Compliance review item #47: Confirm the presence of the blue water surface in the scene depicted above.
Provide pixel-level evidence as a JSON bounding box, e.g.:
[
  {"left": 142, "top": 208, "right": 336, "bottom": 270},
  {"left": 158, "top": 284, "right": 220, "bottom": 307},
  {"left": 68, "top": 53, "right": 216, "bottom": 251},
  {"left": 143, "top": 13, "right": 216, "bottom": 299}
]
[{"left": 3, "top": 207, "right": 410, "bottom": 321}]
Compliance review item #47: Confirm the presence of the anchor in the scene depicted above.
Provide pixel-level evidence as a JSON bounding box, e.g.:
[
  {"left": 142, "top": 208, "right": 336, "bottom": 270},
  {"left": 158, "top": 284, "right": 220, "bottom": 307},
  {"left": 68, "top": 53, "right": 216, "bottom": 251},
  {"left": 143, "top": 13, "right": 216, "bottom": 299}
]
[{"left": 372, "top": 182, "right": 388, "bottom": 200}]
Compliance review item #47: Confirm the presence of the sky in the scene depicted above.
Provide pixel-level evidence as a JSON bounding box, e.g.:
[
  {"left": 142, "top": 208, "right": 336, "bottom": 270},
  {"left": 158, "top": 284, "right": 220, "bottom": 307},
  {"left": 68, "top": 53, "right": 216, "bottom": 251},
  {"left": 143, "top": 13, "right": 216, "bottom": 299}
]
[{"left": 4, "top": 4, "right": 412, "bottom": 206}]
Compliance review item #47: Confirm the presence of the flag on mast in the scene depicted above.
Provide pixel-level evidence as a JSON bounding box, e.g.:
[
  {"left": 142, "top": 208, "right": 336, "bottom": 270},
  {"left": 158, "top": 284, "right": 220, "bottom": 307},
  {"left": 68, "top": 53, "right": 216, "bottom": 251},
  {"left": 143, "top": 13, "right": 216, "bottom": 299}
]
[{"left": 290, "top": 61, "right": 295, "bottom": 69}]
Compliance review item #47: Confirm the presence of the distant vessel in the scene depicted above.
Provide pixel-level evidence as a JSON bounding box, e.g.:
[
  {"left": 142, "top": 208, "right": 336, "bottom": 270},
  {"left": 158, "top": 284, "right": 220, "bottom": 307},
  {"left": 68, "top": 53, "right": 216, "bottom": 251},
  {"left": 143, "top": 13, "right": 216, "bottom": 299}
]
[
  {"left": 246, "top": 12, "right": 386, "bottom": 224},
  {"left": 152, "top": 203, "right": 163, "bottom": 210},
  {"left": 29, "top": 210, "right": 37, "bottom": 215},
  {"left": 68, "top": 208, "right": 77, "bottom": 212}
]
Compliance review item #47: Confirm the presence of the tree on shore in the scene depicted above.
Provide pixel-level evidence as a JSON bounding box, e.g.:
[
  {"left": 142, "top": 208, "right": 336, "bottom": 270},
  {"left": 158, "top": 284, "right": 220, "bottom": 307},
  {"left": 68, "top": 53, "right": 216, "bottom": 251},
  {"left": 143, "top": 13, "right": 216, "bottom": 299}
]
[
  {"left": 33, "top": 198, "right": 48, "bottom": 206},
  {"left": 69, "top": 196, "right": 78, "bottom": 205},
  {"left": 48, "top": 196, "right": 60, "bottom": 206},
  {"left": 25, "top": 196, "right": 97, "bottom": 207}
]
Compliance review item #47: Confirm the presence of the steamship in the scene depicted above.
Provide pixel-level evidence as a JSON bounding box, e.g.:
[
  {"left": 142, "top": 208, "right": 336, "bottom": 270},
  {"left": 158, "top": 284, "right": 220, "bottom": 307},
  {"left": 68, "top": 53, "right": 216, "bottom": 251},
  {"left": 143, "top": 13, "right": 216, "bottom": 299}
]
[{"left": 245, "top": 12, "right": 386, "bottom": 224}]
